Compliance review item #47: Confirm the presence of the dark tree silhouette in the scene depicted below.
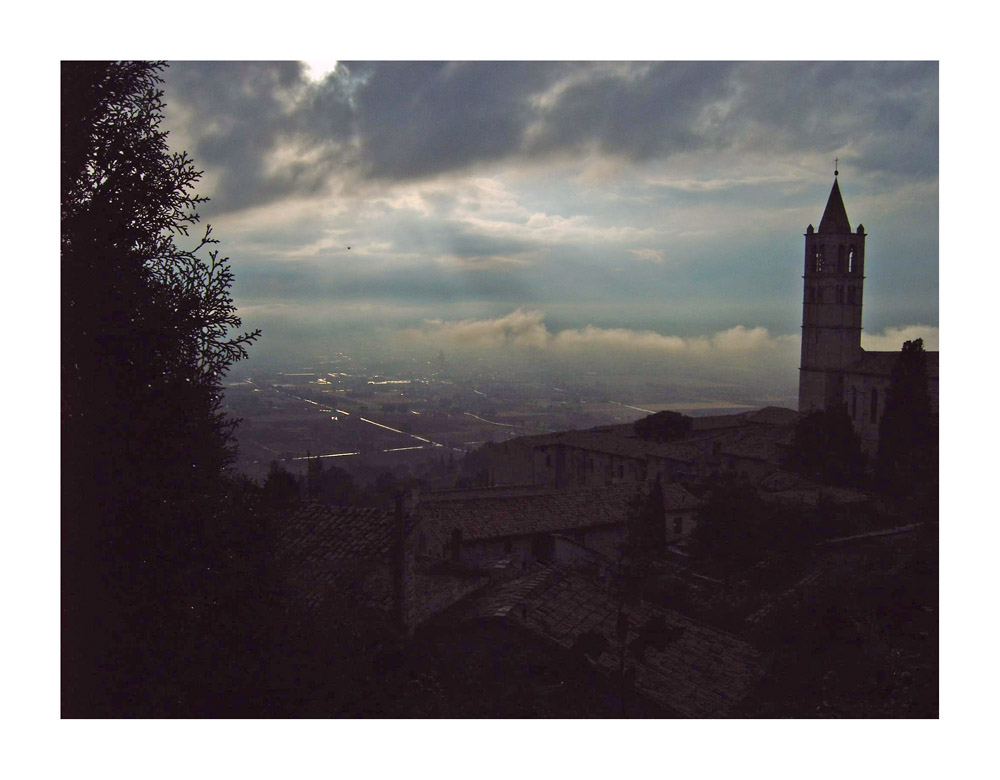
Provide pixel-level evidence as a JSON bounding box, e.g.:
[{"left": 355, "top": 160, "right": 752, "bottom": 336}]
[
  {"left": 875, "top": 338, "right": 936, "bottom": 494},
  {"left": 61, "top": 61, "right": 260, "bottom": 715},
  {"left": 627, "top": 479, "right": 666, "bottom": 556},
  {"left": 789, "top": 403, "right": 867, "bottom": 486},
  {"left": 689, "top": 484, "right": 817, "bottom": 570},
  {"left": 633, "top": 410, "right": 692, "bottom": 442},
  {"left": 263, "top": 460, "right": 301, "bottom": 506}
]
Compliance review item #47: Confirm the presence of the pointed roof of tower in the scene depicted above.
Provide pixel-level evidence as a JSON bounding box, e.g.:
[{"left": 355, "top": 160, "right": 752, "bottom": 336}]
[{"left": 818, "top": 178, "right": 852, "bottom": 234}]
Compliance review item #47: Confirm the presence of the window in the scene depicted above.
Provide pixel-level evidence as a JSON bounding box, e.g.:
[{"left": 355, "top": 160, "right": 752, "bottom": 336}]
[
  {"left": 838, "top": 244, "right": 846, "bottom": 271},
  {"left": 870, "top": 388, "right": 879, "bottom": 423},
  {"left": 814, "top": 245, "right": 826, "bottom": 272},
  {"left": 848, "top": 246, "right": 856, "bottom": 273},
  {"left": 673, "top": 517, "right": 683, "bottom": 535},
  {"left": 504, "top": 538, "right": 513, "bottom": 555}
]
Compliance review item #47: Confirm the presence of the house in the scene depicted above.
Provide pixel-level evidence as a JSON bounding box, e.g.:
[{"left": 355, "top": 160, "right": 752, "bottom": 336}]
[
  {"left": 460, "top": 563, "right": 764, "bottom": 717},
  {"left": 273, "top": 497, "right": 489, "bottom": 634},
  {"left": 417, "top": 482, "right": 701, "bottom": 569}
]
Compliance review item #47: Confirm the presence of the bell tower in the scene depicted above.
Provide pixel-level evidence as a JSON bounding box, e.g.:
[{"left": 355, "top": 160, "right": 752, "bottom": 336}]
[{"left": 798, "top": 169, "right": 867, "bottom": 413}]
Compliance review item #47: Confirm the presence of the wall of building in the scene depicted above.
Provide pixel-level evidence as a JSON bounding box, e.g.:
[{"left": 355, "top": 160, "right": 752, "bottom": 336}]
[
  {"left": 407, "top": 570, "right": 490, "bottom": 628},
  {"left": 844, "top": 372, "right": 887, "bottom": 455},
  {"left": 532, "top": 444, "right": 645, "bottom": 488},
  {"left": 457, "top": 525, "right": 625, "bottom": 569},
  {"left": 665, "top": 509, "right": 697, "bottom": 538},
  {"left": 799, "top": 226, "right": 866, "bottom": 413}
]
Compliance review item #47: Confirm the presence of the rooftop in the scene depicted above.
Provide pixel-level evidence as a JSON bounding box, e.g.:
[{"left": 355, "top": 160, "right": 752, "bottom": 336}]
[
  {"left": 273, "top": 501, "right": 399, "bottom": 607},
  {"left": 419, "top": 482, "right": 700, "bottom": 542},
  {"left": 530, "top": 429, "right": 701, "bottom": 463},
  {"left": 468, "top": 566, "right": 763, "bottom": 718}
]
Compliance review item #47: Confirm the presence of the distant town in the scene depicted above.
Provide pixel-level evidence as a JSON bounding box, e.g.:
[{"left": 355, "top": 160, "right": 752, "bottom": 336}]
[{"left": 224, "top": 349, "right": 782, "bottom": 485}]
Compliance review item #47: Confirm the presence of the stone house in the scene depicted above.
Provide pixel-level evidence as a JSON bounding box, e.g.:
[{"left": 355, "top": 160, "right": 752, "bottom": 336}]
[
  {"left": 528, "top": 430, "right": 700, "bottom": 488},
  {"left": 459, "top": 563, "right": 764, "bottom": 717},
  {"left": 841, "top": 351, "right": 940, "bottom": 455},
  {"left": 417, "top": 482, "right": 701, "bottom": 569},
  {"left": 273, "top": 497, "right": 489, "bottom": 635}
]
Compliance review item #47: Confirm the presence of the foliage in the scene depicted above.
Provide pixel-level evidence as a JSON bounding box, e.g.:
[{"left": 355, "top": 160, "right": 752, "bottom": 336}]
[
  {"left": 633, "top": 410, "right": 693, "bottom": 442},
  {"left": 305, "top": 457, "right": 360, "bottom": 505},
  {"left": 875, "top": 338, "right": 936, "bottom": 494},
  {"left": 789, "top": 403, "right": 867, "bottom": 486},
  {"left": 688, "top": 484, "right": 818, "bottom": 570},
  {"left": 626, "top": 480, "right": 666, "bottom": 559},
  {"left": 262, "top": 461, "right": 301, "bottom": 506},
  {"left": 746, "top": 526, "right": 938, "bottom": 717},
  {"left": 61, "top": 61, "right": 260, "bottom": 715}
]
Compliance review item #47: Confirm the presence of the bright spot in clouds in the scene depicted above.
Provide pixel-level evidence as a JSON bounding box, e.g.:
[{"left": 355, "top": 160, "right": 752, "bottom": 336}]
[{"left": 302, "top": 60, "right": 338, "bottom": 83}]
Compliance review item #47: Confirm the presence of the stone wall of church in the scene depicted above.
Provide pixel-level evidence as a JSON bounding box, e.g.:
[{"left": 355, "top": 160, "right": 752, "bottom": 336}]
[{"left": 844, "top": 372, "right": 890, "bottom": 456}]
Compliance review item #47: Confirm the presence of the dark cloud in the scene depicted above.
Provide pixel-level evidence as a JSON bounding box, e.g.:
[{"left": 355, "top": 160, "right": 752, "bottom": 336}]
[
  {"left": 165, "top": 61, "right": 937, "bottom": 214},
  {"left": 348, "top": 61, "right": 569, "bottom": 179},
  {"left": 720, "top": 62, "right": 938, "bottom": 176},
  {"left": 525, "top": 62, "right": 736, "bottom": 159}
]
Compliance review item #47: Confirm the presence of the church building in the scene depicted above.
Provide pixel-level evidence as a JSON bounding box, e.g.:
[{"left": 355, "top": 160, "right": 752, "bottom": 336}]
[{"left": 798, "top": 171, "right": 938, "bottom": 454}]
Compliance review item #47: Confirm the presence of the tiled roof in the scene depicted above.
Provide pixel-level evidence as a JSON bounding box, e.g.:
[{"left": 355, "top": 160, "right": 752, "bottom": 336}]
[
  {"left": 531, "top": 429, "right": 700, "bottom": 463},
  {"left": 743, "top": 406, "right": 801, "bottom": 427},
  {"left": 422, "top": 484, "right": 552, "bottom": 503},
  {"left": 759, "top": 470, "right": 817, "bottom": 492},
  {"left": 469, "top": 566, "right": 763, "bottom": 718},
  {"left": 689, "top": 413, "right": 749, "bottom": 432},
  {"left": 763, "top": 486, "right": 871, "bottom": 507},
  {"left": 717, "top": 426, "right": 792, "bottom": 461},
  {"left": 419, "top": 483, "right": 700, "bottom": 542},
  {"left": 273, "top": 501, "right": 398, "bottom": 607}
]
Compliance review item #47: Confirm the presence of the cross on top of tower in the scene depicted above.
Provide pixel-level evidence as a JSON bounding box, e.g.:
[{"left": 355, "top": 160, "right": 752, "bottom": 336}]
[{"left": 835, "top": 158, "right": 839, "bottom": 177}]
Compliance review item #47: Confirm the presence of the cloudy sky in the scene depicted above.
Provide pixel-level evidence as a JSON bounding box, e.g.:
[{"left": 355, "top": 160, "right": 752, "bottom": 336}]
[{"left": 161, "top": 61, "right": 938, "bottom": 398}]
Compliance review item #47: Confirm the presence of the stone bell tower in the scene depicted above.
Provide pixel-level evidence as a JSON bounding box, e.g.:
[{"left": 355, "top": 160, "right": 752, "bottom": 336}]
[{"left": 798, "top": 170, "right": 867, "bottom": 413}]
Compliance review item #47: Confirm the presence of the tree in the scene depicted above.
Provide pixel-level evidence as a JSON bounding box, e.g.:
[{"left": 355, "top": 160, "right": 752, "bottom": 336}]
[
  {"left": 688, "top": 483, "right": 816, "bottom": 570},
  {"left": 62, "top": 61, "right": 260, "bottom": 714},
  {"left": 633, "top": 410, "right": 692, "bottom": 442},
  {"left": 626, "top": 479, "right": 666, "bottom": 556},
  {"left": 789, "top": 403, "right": 866, "bottom": 486},
  {"left": 875, "top": 338, "right": 936, "bottom": 494}
]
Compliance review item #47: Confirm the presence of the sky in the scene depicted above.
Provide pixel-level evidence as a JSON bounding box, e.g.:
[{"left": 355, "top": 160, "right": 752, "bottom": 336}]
[{"left": 160, "top": 61, "right": 938, "bottom": 400}]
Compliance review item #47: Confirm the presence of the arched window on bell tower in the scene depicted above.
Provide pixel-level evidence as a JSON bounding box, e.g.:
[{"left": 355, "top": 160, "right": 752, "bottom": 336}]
[
  {"left": 848, "top": 246, "right": 856, "bottom": 273},
  {"left": 815, "top": 245, "right": 825, "bottom": 272}
]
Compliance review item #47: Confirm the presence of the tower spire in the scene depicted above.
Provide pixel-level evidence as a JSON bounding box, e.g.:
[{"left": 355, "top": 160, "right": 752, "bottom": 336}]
[
  {"left": 818, "top": 177, "right": 851, "bottom": 234},
  {"left": 835, "top": 157, "right": 839, "bottom": 177}
]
